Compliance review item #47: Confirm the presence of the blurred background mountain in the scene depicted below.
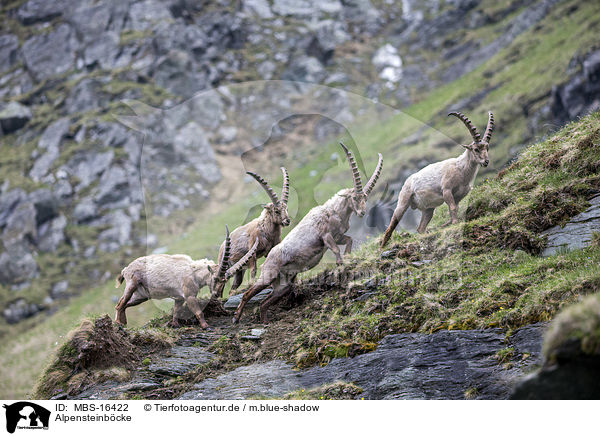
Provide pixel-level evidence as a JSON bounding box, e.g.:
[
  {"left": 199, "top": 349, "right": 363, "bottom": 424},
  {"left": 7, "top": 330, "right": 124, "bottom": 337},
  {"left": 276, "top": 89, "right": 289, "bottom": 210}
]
[{"left": 0, "top": 0, "right": 599, "bottom": 396}]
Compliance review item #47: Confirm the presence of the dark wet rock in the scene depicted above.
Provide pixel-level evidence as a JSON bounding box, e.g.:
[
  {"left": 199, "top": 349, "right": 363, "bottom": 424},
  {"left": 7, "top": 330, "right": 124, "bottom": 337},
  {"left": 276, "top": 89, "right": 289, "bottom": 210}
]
[
  {"left": 542, "top": 195, "right": 600, "bottom": 256},
  {"left": 224, "top": 288, "right": 272, "bottom": 310},
  {"left": 37, "top": 214, "right": 67, "bottom": 252},
  {"left": 27, "top": 189, "right": 59, "bottom": 225},
  {"left": 147, "top": 346, "right": 214, "bottom": 377},
  {"left": 380, "top": 249, "right": 398, "bottom": 259},
  {"left": 180, "top": 325, "right": 544, "bottom": 400},
  {"left": 511, "top": 356, "right": 600, "bottom": 399},
  {"left": 550, "top": 49, "right": 600, "bottom": 125},
  {"left": 22, "top": 23, "right": 78, "bottom": 81},
  {"left": 2, "top": 298, "right": 42, "bottom": 324},
  {"left": 0, "top": 35, "right": 20, "bottom": 73},
  {"left": 0, "top": 242, "right": 38, "bottom": 285},
  {"left": 17, "top": 0, "right": 68, "bottom": 25},
  {"left": 0, "top": 101, "right": 32, "bottom": 133}
]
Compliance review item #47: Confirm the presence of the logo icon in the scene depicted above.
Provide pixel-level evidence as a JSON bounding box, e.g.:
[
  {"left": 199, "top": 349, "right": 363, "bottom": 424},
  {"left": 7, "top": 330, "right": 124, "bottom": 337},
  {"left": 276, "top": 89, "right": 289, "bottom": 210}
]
[{"left": 3, "top": 402, "right": 50, "bottom": 434}]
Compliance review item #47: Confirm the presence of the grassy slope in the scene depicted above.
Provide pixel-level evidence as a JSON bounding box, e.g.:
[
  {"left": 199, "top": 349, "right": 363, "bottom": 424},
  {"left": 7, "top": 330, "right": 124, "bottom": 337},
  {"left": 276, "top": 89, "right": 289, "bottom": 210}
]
[
  {"left": 282, "top": 111, "right": 600, "bottom": 367},
  {"left": 2, "top": 0, "right": 600, "bottom": 397}
]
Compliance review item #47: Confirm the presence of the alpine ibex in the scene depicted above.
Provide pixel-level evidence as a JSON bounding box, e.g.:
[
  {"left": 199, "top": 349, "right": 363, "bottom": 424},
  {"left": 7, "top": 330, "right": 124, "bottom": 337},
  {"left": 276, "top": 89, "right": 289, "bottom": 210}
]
[
  {"left": 381, "top": 111, "right": 494, "bottom": 247},
  {"left": 215, "top": 168, "right": 291, "bottom": 297},
  {"left": 115, "top": 226, "right": 258, "bottom": 328},
  {"left": 233, "top": 142, "right": 383, "bottom": 324}
]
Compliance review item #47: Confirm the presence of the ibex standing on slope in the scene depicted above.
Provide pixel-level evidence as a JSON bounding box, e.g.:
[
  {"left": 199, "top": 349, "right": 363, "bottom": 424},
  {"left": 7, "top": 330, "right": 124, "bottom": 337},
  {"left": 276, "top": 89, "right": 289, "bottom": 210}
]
[
  {"left": 381, "top": 111, "right": 494, "bottom": 247},
  {"left": 115, "top": 226, "right": 258, "bottom": 328},
  {"left": 214, "top": 168, "right": 291, "bottom": 297},
  {"left": 233, "top": 142, "right": 383, "bottom": 324}
]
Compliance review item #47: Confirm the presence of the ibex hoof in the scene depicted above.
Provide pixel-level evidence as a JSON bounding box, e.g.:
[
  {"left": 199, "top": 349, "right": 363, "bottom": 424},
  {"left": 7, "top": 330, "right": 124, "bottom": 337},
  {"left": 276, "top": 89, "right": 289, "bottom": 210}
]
[{"left": 232, "top": 316, "right": 239, "bottom": 325}]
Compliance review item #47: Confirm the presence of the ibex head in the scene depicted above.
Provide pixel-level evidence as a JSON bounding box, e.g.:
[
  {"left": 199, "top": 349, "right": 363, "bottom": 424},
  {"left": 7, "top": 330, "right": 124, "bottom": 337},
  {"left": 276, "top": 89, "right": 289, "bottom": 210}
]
[
  {"left": 210, "top": 225, "right": 259, "bottom": 298},
  {"left": 448, "top": 111, "right": 494, "bottom": 167},
  {"left": 339, "top": 141, "right": 384, "bottom": 217},
  {"left": 247, "top": 168, "right": 291, "bottom": 226}
]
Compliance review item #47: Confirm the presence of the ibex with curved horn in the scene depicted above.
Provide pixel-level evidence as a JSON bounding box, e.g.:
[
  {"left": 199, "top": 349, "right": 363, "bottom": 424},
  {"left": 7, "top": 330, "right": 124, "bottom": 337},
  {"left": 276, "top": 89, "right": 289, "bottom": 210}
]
[
  {"left": 214, "top": 168, "right": 291, "bottom": 297},
  {"left": 381, "top": 111, "right": 494, "bottom": 247},
  {"left": 115, "top": 226, "right": 258, "bottom": 328},
  {"left": 233, "top": 142, "right": 383, "bottom": 324}
]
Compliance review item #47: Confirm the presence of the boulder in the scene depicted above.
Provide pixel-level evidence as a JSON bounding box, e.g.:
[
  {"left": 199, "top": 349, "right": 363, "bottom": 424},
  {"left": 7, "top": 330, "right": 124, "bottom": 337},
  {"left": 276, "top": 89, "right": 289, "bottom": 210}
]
[
  {"left": 129, "top": 0, "right": 173, "bottom": 31},
  {"left": 2, "top": 202, "right": 37, "bottom": 247},
  {"left": 64, "top": 78, "right": 109, "bottom": 115},
  {"left": 37, "top": 214, "right": 67, "bottom": 252},
  {"left": 94, "top": 165, "right": 130, "bottom": 206},
  {"left": 372, "top": 44, "right": 403, "bottom": 84},
  {"left": 282, "top": 56, "right": 326, "bottom": 84},
  {"left": 0, "top": 102, "right": 32, "bottom": 133},
  {"left": 0, "top": 35, "right": 20, "bottom": 73},
  {"left": 22, "top": 23, "right": 77, "bottom": 81},
  {"left": 243, "top": 0, "right": 274, "bottom": 19},
  {"left": 51, "top": 280, "right": 69, "bottom": 298},
  {"left": 27, "top": 189, "right": 59, "bottom": 225},
  {"left": 83, "top": 31, "right": 120, "bottom": 69},
  {"left": 0, "top": 242, "right": 38, "bottom": 285},
  {"left": 73, "top": 198, "right": 99, "bottom": 223},
  {"left": 97, "top": 210, "right": 132, "bottom": 250},
  {"left": 2, "top": 298, "right": 41, "bottom": 324},
  {"left": 173, "top": 122, "right": 221, "bottom": 184},
  {"left": 0, "top": 188, "right": 26, "bottom": 228},
  {"left": 63, "top": 150, "right": 114, "bottom": 191},
  {"left": 17, "top": 0, "right": 68, "bottom": 25}
]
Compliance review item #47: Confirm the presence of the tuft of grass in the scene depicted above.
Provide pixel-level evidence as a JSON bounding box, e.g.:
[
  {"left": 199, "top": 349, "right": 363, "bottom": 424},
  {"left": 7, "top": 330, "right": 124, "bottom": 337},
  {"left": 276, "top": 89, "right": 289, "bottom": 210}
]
[{"left": 281, "top": 382, "right": 364, "bottom": 400}]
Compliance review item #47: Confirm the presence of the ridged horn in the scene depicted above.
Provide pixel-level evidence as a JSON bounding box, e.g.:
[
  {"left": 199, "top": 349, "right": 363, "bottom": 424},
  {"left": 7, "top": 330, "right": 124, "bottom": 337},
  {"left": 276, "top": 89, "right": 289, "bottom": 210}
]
[
  {"left": 280, "top": 167, "right": 289, "bottom": 205},
  {"left": 364, "top": 153, "right": 383, "bottom": 196},
  {"left": 225, "top": 238, "right": 259, "bottom": 281},
  {"left": 448, "top": 111, "right": 481, "bottom": 143},
  {"left": 216, "top": 225, "right": 230, "bottom": 279},
  {"left": 339, "top": 141, "right": 363, "bottom": 193},
  {"left": 247, "top": 171, "right": 279, "bottom": 205},
  {"left": 483, "top": 111, "right": 494, "bottom": 144}
]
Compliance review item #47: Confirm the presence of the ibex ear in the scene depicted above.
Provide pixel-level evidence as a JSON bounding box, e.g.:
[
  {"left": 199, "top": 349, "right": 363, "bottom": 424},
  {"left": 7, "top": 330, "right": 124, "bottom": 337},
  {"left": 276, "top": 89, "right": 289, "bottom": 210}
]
[
  {"left": 462, "top": 143, "right": 474, "bottom": 150},
  {"left": 207, "top": 265, "right": 214, "bottom": 275}
]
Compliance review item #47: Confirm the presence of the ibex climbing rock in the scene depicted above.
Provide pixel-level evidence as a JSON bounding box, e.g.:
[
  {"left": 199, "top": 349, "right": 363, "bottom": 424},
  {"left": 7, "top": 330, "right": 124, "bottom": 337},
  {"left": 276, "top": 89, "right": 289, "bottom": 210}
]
[
  {"left": 233, "top": 142, "right": 383, "bottom": 324},
  {"left": 115, "top": 226, "right": 258, "bottom": 328},
  {"left": 215, "top": 168, "right": 291, "bottom": 297},
  {"left": 381, "top": 111, "right": 494, "bottom": 247}
]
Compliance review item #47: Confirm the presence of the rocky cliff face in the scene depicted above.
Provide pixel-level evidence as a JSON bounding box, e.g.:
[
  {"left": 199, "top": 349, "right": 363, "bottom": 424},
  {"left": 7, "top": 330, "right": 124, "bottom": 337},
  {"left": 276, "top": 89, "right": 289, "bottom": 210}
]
[{"left": 0, "top": 0, "right": 599, "bottom": 327}]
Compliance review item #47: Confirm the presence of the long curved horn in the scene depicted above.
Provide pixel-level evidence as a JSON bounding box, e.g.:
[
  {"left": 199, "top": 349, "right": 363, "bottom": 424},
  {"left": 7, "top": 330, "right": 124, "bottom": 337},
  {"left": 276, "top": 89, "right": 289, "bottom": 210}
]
[
  {"left": 339, "top": 141, "right": 363, "bottom": 193},
  {"left": 364, "top": 153, "right": 383, "bottom": 196},
  {"left": 216, "top": 225, "right": 230, "bottom": 279},
  {"left": 225, "top": 238, "right": 259, "bottom": 281},
  {"left": 247, "top": 171, "right": 279, "bottom": 205},
  {"left": 483, "top": 111, "right": 494, "bottom": 143},
  {"left": 280, "top": 167, "right": 289, "bottom": 205},
  {"left": 448, "top": 112, "right": 481, "bottom": 143}
]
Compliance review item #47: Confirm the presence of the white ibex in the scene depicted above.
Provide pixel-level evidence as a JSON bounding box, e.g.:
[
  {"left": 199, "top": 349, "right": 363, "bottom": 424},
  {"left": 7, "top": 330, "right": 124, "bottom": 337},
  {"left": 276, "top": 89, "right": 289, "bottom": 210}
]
[
  {"left": 115, "top": 226, "right": 258, "bottom": 328},
  {"left": 381, "top": 111, "right": 494, "bottom": 247},
  {"left": 215, "top": 168, "right": 290, "bottom": 297},
  {"left": 233, "top": 142, "right": 383, "bottom": 324}
]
